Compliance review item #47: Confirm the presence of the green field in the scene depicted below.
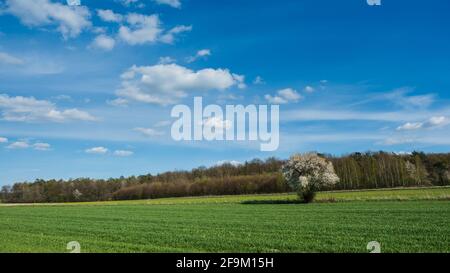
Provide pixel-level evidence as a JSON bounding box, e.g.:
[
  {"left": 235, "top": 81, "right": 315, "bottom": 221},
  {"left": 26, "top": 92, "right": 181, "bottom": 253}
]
[{"left": 1, "top": 187, "right": 449, "bottom": 253}]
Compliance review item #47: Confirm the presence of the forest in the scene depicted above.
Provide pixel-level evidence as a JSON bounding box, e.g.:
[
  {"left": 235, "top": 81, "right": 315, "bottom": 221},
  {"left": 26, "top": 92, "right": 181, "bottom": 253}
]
[{"left": 1, "top": 151, "right": 449, "bottom": 203}]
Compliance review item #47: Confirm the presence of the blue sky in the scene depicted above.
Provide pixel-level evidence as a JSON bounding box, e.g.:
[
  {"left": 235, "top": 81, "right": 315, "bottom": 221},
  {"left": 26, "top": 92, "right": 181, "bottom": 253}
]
[{"left": 1, "top": 0, "right": 450, "bottom": 185}]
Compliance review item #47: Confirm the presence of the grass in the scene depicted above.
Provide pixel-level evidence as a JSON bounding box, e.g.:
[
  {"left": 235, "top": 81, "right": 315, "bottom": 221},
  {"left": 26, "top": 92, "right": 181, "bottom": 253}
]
[{"left": 0, "top": 187, "right": 449, "bottom": 253}]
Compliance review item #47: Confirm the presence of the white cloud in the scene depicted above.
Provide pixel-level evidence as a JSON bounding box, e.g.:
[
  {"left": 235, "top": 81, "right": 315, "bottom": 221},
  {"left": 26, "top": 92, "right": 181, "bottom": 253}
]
[
  {"left": 426, "top": 116, "right": 449, "bottom": 127},
  {"left": 397, "top": 122, "right": 423, "bottom": 131},
  {"left": 216, "top": 160, "right": 242, "bottom": 166},
  {"left": 52, "top": 95, "right": 73, "bottom": 101},
  {"left": 278, "top": 88, "right": 302, "bottom": 101},
  {"left": 253, "top": 76, "right": 265, "bottom": 85},
  {"left": 232, "top": 74, "right": 246, "bottom": 89},
  {"left": 5, "top": 0, "right": 91, "bottom": 39},
  {"left": 118, "top": 13, "right": 162, "bottom": 45},
  {"left": 85, "top": 146, "right": 108, "bottom": 154},
  {"left": 0, "top": 52, "right": 24, "bottom": 65},
  {"left": 97, "top": 10, "right": 190, "bottom": 46},
  {"left": 186, "top": 49, "right": 211, "bottom": 63},
  {"left": 97, "top": 9, "right": 123, "bottom": 23},
  {"left": 159, "top": 25, "right": 192, "bottom": 44},
  {"left": 33, "top": 142, "right": 51, "bottom": 151},
  {"left": 6, "top": 141, "right": 29, "bottom": 149},
  {"left": 107, "top": 98, "right": 129, "bottom": 107},
  {"left": 265, "top": 88, "right": 302, "bottom": 104},
  {"left": 117, "top": 64, "right": 245, "bottom": 105},
  {"left": 0, "top": 137, "right": 9, "bottom": 143},
  {"left": 114, "top": 150, "right": 134, "bottom": 157},
  {"left": 134, "top": 127, "right": 164, "bottom": 137},
  {"left": 397, "top": 116, "right": 449, "bottom": 131},
  {"left": 158, "top": 56, "right": 176, "bottom": 64},
  {"left": 0, "top": 94, "right": 97, "bottom": 122},
  {"left": 90, "top": 34, "right": 115, "bottom": 51},
  {"left": 5, "top": 140, "right": 51, "bottom": 150},
  {"left": 119, "top": 0, "right": 181, "bottom": 8},
  {"left": 119, "top": 0, "right": 145, "bottom": 8},
  {"left": 304, "top": 85, "right": 315, "bottom": 93},
  {"left": 264, "top": 95, "right": 288, "bottom": 104},
  {"left": 203, "top": 117, "right": 232, "bottom": 130},
  {"left": 153, "top": 0, "right": 181, "bottom": 8}
]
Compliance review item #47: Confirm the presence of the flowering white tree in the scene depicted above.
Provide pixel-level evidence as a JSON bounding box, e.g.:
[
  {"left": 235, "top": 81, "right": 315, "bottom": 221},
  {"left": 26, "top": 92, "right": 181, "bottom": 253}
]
[{"left": 282, "top": 153, "right": 340, "bottom": 203}]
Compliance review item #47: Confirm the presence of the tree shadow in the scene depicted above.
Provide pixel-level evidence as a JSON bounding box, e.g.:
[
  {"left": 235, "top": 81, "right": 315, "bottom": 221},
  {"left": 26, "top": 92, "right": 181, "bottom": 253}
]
[{"left": 241, "top": 199, "right": 305, "bottom": 205}]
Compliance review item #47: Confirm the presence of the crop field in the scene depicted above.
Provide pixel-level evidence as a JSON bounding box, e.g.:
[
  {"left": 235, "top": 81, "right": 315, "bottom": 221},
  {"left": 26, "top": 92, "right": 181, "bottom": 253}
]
[{"left": 0, "top": 187, "right": 449, "bottom": 253}]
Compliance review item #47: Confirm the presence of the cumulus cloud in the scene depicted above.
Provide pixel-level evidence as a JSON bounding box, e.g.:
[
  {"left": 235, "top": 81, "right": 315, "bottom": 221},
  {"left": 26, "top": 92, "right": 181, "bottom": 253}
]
[
  {"left": 97, "top": 9, "right": 123, "bottom": 23},
  {"left": 116, "top": 64, "right": 246, "bottom": 105},
  {"left": 90, "top": 34, "right": 115, "bottom": 51},
  {"left": 397, "top": 116, "right": 449, "bottom": 131},
  {"left": 0, "top": 94, "right": 97, "bottom": 122},
  {"left": 0, "top": 52, "right": 24, "bottom": 65},
  {"left": 5, "top": 140, "right": 51, "bottom": 150},
  {"left": 85, "top": 146, "right": 108, "bottom": 154},
  {"left": 97, "top": 10, "right": 190, "bottom": 46},
  {"left": 4, "top": 0, "right": 91, "bottom": 39},
  {"left": 6, "top": 141, "right": 30, "bottom": 149},
  {"left": 0, "top": 137, "right": 8, "bottom": 143},
  {"left": 118, "top": 13, "right": 162, "bottom": 45},
  {"left": 33, "top": 142, "right": 51, "bottom": 151},
  {"left": 397, "top": 122, "right": 423, "bottom": 131},
  {"left": 186, "top": 49, "right": 211, "bottom": 63},
  {"left": 265, "top": 88, "right": 302, "bottom": 104},
  {"left": 304, "top": 85, "right": 315, "bottom": 93},
  {"left": 114, "top": 150, "right": 134, "bottom": 157}
]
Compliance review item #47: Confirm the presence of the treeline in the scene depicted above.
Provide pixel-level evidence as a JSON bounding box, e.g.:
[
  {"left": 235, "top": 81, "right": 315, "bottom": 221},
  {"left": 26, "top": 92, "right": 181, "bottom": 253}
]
[
  {"left": 0, "top": 158, "right": 285, "bottom": 203},
  {"left": 330, "top": 152, "right": 450, "bottom": 190},
  {"left": 1, "top": 152, "right": 449, "bottom": 203}
]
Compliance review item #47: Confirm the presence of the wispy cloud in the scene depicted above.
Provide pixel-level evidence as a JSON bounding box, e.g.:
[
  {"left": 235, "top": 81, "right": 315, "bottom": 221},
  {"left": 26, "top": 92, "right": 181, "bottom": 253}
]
[
  {"left": 186, "top": 49, "right": 211, "bottom": 63},
  {"left": 113, "top": 150, "right": 134, "bottom": 157},
  {"left": 134, "top": 127, "right": 164, "bottom": 137},
  {"left": 0, "top": 52, "right": 24, "bottom": 65},
  {"left": 397, "top": 116, "right": 449, "bottom": 131},
  {"left": 85, "top": 146, "right": 108, "bottom": 154}
]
